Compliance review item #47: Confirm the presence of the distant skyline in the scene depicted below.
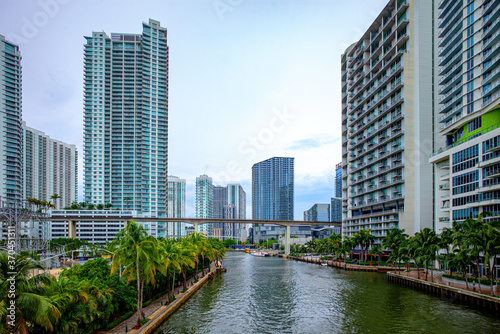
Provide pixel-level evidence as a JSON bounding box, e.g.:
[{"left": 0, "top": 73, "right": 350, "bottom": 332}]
[{"left": 0, "top": 0, "right": 388, "bottom": 218}]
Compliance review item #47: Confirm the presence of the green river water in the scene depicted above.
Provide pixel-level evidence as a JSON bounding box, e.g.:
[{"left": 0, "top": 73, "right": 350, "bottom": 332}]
[{"left": 153, "top": 252, "right": 500, "bottom": 334}]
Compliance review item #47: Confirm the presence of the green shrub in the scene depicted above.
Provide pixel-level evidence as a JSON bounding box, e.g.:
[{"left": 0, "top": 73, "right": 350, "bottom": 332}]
[
  {"left": 140, "top": 318, "right": 150, "bottom": 326},
  {"left": 442, "top": 273, "right": 499, "bottom": 285}
]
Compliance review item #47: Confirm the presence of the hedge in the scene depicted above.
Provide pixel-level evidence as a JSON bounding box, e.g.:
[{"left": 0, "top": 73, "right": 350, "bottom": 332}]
[
  {"left": 442, "top": 273, "right": 499, "bottom": 285},
  {"left": 105, "top": 311, "right": 134, "bottom": 330}
]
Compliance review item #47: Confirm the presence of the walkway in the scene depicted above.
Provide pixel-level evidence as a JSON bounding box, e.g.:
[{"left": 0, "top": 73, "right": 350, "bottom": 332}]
[{"left": 98, "top": 266, "right": 214, "bottom": 334}]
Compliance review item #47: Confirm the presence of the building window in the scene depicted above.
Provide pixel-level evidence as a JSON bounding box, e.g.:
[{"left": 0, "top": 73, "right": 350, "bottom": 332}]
[{"left": 468, "top": 117, "right": 482, "bottom": 132}]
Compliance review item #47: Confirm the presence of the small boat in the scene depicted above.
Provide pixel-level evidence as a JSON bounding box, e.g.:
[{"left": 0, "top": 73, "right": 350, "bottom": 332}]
[
  {"left": 251, "top": 251, "right": 270, "bottom": 257},
  {"left": 321, "top": 263, "right": 328, "bottom": 266}
]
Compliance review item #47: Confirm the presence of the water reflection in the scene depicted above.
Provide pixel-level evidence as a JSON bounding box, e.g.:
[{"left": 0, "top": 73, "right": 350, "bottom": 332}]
[{"left": 154, "top": 252, "right": 500, "bottom": 334}]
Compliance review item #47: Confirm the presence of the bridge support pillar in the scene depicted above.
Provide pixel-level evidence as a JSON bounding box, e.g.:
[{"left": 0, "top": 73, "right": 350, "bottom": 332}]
[
  {"left": 285, "top": 225, "right": 291, "bottom": 255},
  {"left": 194, "top": 223, "right": 199, "bottom": 233},
  {"left": 68, "top": 220, "right": 76, "bottom": 239}
]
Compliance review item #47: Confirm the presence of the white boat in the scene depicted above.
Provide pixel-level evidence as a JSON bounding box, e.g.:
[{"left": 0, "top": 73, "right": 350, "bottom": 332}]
[{"left": 251, "top": 251, "right": 270, "bottom": 257}]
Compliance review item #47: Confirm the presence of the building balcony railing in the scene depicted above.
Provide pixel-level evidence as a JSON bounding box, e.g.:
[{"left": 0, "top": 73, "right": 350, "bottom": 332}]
[{"left": 431, "top": 122, "right": 500, "bottom": 157}]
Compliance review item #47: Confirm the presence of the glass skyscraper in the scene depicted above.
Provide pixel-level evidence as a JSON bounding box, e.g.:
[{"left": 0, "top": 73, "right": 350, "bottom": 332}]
[
  {"left": 252, "top": 157, "right": 294, "bottom": 220},
  {"left": 335, "top": 162, "right": 342, "bottom": 198},
  {"left": 196, "top": 174, "right": 213, "bottom": 236},
  {"left": 83, "top": 19, "right": 168, "bottom": 217},
  {"left": 252, "top": 157, "right": 294, "bottom": 242},
  {"left": 159, "top": 175, "right": 186, "bottom": 239},
  {"left": 0, "top": 35, "right": 22, "bottom": 205}
]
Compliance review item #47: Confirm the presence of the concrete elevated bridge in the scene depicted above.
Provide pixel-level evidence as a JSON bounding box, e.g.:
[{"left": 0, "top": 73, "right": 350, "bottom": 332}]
[{"left": 48, "top": 215, "right": 341, "bottom": 255}]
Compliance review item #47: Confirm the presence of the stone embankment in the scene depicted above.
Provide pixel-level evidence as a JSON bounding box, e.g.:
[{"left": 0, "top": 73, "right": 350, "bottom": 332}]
[{"left": 280, "top": 254, "right": 394, "bottom": 272}]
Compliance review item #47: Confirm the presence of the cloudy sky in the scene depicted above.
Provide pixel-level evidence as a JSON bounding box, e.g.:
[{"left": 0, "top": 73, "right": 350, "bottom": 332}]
[{"left": 0, "top": 0, "right": 387, "bottom": 219}]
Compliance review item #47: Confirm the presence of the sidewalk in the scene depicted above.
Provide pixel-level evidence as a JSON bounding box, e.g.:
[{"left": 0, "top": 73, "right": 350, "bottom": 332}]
[{"left": 99, "top": 266, "right": 214, "bottom": 334}]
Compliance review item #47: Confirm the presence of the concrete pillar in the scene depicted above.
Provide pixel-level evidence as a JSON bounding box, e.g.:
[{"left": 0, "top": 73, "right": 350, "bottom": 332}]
[
  {"left": 194, "top": 223, "right": 199, "bottom": 233},
  {"left": 68, "top": 220, "right": 76, "bottom": 239},
  {"left": 285, "top": 225, "right": 291, "bottom": 255}
]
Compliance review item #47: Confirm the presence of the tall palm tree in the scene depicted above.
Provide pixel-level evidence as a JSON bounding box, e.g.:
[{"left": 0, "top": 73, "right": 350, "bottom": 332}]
[
  {"left": 160, "top": 239, "right": 183, "bottom": 302},
  {"left": 453, "top": 215, "right": 487, "bottom": 293},
  {"left": 476, "top": 221, "right": 500, "bottom": 296},
  {"left": 0, "top": 253, "right": 61, "bottom": 333},
  {"left": 188, "top": 232, "right": 207, "bottom": 278},
  {"left": 355, "top": 229, "right": 375, "bottom": 262},
  {"left": 51, "top": 193, "right": 62, "bottom": 208},
  {"left": 382, "top": 228, "right": 408, "bottom": 273},
  {"left": 110, "top": 220, "right": 158, "bottom": 327},
  {"left": 413, "top": 228, "right": 439, "bottom": 281},
  {"left": 178, "top": 238, "right": 197, "bottom": 291},
  {"left": 438, "top": 227, "right": 453, "bottom": 272},
  {"left": 124, "top": 197, "right": 132, "bottom": 210}
]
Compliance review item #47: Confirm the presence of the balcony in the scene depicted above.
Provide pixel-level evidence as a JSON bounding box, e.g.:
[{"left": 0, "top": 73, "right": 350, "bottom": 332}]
[
  {"left": 439, "top": 183, "right": 450, "bottom": 190},
  {"left": 437, "top": 161, "right": 449, "bottom": 169}
]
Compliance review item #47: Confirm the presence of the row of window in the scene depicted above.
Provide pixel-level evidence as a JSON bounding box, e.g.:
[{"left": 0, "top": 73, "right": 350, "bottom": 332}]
[{"left": 452, "top": 144, "right": 478, "bottom": 165}]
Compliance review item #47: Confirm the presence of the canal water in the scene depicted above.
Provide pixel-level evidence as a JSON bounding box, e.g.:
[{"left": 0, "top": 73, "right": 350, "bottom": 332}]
[{"left": 154, "top": 252, "right": 500, "bottom": 334}]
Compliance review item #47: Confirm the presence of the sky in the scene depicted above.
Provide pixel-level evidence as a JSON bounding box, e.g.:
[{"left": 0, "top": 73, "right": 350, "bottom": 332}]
[{"left": 0, "top": 0, "right": 388, "bottom": 219}]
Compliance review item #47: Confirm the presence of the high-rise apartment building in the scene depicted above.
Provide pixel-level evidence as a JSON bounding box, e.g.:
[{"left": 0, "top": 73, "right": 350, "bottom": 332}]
[
  {"left": 331, "top": 197, "right": 342, "bottom": 222},
  {"left": 212, "top": 183, "right": 247, "bottom": 241},
  {"left": 83, "top": 19, "right": 168, "bottom": 218},
  {"left": 196, "top": 174, "right": 213, "bottom": 236},
  {"left": 213, "top": 186, "right": 227, "bottom": 219},
  {"left": 341, "top": 0, "right": 436, "bottom": 243},
  {"left": 335, "top": 162, "right": 342, "bottom": 198},
  {"left": 22, "top": 122, "right": 78, "bottom": 209},
  {"left": 430, "top": 0, "right": 500, "bottom": 232},
  {"left": 0, "top": 35, "right": 22, "bottom": 205},
  {"left": 304, "top": 203, "right": 330, "bottom": 222},
  {"left": 159, "top": 175, "right": 186, "bottom": 238},
  {"left": 252, "top": 157, "right": 295, "bottom": 242},
  {"left": 252, "top": 157, "right": 294, "bottom": 220}
]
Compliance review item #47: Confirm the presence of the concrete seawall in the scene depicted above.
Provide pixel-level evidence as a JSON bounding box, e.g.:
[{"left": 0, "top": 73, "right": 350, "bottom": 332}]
[
  {"left": 281, "top": 255, "right": 394, "bottom": 272},
  {"left": 133, "top": 269, "right": 216, "bottom": 334},
  {"left": 388, "top": 271, "right": 500, "bottom": 314}
]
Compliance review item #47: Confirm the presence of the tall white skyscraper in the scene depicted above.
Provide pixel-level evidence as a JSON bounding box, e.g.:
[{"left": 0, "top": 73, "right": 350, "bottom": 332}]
[
  {"left": 22, "top": 122, "right": 78, "bottom": 209},
  {"left": 341, "top": 0, "right": 436, "bottom": 242},
  {"left": 83, "top": 19, "right": 168, "bottom": 218},
  {"left": 160, "top": 175, "right": 186, "bottom": 238},
  {"left": 196, "top": 174, "right": 213, "bottom": 236},
  {"left": 430, "top": 0, "right": 500, "bottom": 232},
  {"left": 0, "top": 35, "right": 22, "bottom": 205}
]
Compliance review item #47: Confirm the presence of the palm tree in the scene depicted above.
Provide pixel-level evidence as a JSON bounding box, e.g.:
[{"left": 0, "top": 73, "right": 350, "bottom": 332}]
[
  {"left": 413, "top": 228, "right": 439, "bottom": 281},
  {"left": 110, "top": 220, "right": 158, "bottom": 327},
  {"left": 438, "top": 227, "right": 454, "bottom": 272},
  {"left": 188, "top": 232, "right": 207, "bottom": 278},
  {"left": 160, "top": 239, "right": 183, "bottom": 302},
  {"left": 51, "top": 193, "right": 62, "bottom": 208},
  {"left": 354, "top": 229, "right": 375, "bottom": 262},
  {"left": 452, "top": 215, "right": 488, "bottom": 293},
  {"left": 370, "top": 244, "right": 383, "bottom": 265},
  {"left": 124, "top": 197, "right": 132, "bottom": 210},
  {"left": 382, "top": 228, "right": 408, "bottom": 273},
  {"left": 0, "top": 253, "right": 61, "bottom": 333},
  {"left": 476, "top": 220, "right": 500, "bottom": 296},
  {"left": 178, "top": 238, "right": 197, "bottom": 291}
]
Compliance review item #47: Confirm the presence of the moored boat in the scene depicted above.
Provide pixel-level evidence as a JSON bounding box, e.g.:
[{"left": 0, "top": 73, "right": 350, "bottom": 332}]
[{"left": 251, "top": 251, "right": 271, "bottom": 257}]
